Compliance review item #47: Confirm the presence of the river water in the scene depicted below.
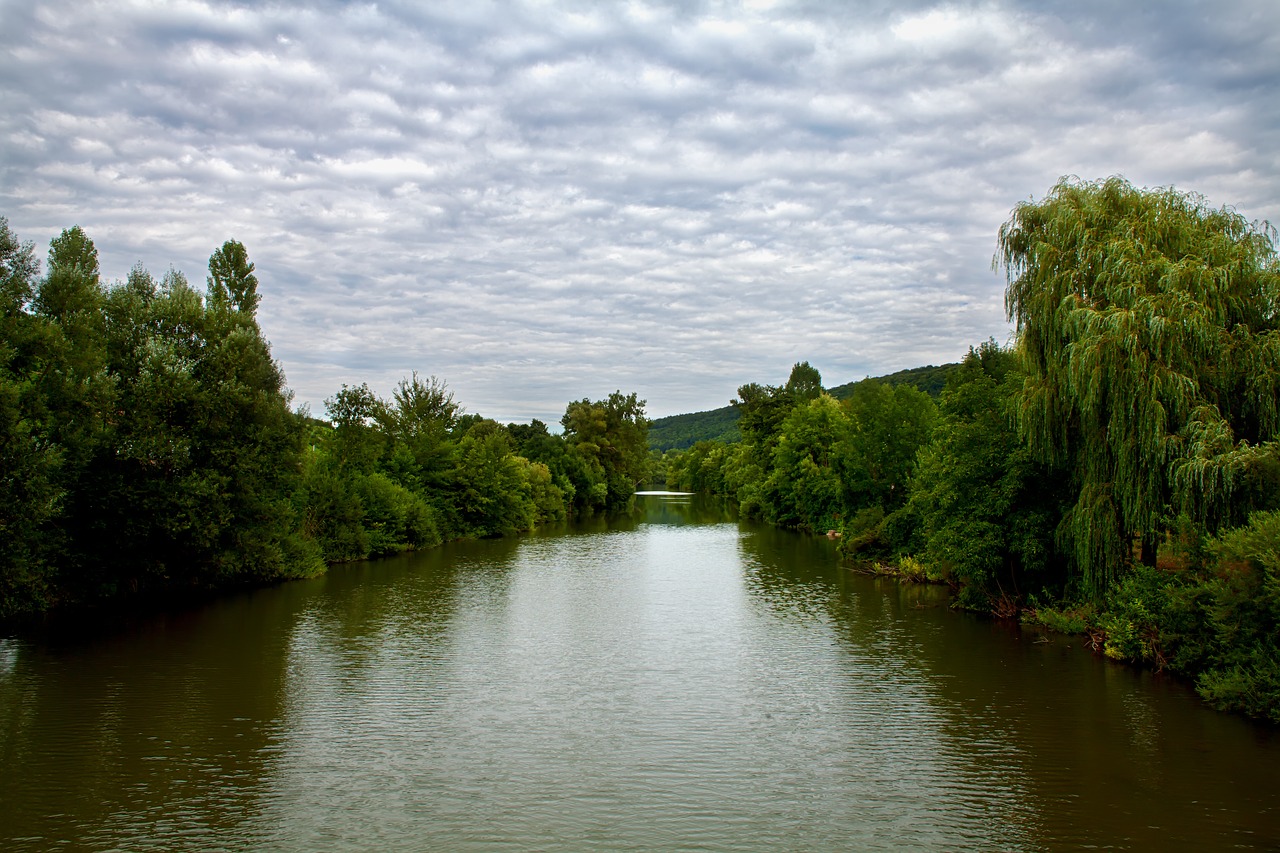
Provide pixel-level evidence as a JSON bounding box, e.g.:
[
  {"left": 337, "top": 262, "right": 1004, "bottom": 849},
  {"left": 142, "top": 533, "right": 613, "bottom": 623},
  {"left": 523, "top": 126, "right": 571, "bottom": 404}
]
[{"left": 2, "top": 494, "right": 1278, "bottom": 851}]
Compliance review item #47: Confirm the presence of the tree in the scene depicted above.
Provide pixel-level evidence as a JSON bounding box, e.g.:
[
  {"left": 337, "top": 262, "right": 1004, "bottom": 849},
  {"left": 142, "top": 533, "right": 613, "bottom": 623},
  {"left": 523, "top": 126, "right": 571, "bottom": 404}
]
[
  {"left": 785, "top": 361, "right": 823, "bottom": 402},
  {"left": 0, "top": 218, "right": 59, "bottom": 616},
  {"left": 46, "top": 225, "right": 99, "bottom": 282},
  {"left": 207, "top": 239, "right": 260, "bottom": 316},
  {"left": 999, "top": 176, "right": 1280, "bottom": 595},
  {"left": 76, "top": 252, "right": 321, "bottom": 593},
  {"left": 390, "top": 372, "right": 459, "bottom": 441},
  {"left": 840, "top": 380, "right": 937, "bottom": 515},
  {"left": 452, "top": 419, "right": 537, "bottom": 536},
  {"left": 762, "top": 395, "right": 851, "bottom": 531},
  {"left": 34, "top": 225, "right": 110, "bottom": 420},
  {"left": 561, "top": 391, "right": 650, "bottom": 509},
  {"left": 732, "top": 381, "right": 793, "bottom": 467},
  {"left": 324, "top": 383, "right": 388, "bottom": 472},
  {"left": 0, "top": 216, "right": 38, "bottom": 314},
  {"left": 23, "top": 227, "right": 114, "bottom": 597},
  {"left": 903, "top": 341, "right": 1068, "bottom": 609},
  {"left": 385, "top": 372, "right": 459, "bottom": 490},
  {"left": 508, "top": 419, "right": 582, "bottom": 508}
]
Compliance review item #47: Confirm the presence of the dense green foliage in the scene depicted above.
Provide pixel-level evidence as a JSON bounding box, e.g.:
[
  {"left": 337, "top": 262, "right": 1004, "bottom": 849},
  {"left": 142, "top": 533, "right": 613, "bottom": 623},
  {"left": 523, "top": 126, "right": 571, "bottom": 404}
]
[
  {"left": 665, "top": 362, "right": 939, "bottom": 535},
  {"left": 1, "top": 220, "right": 322, "bottom": 617},
  {"left": 893, "top": 342, "right": 1070, "bottom": 610},
  {"left": 996, "top": 178, "right": 1280, "bottom": 719},
  {"left": 0, "top": 219, "right": 648, "bottom": 621},
  {"left": 665, "top": 178, "right": 1280, "bottom": 722},
  {"left": 294, "top": 382, "right": 647, "bottom": 560},
  {"left": 561, "top": 391, "right": 651, "bottom": 508},
  {"left": 649, "top": 363, "right": 959, "bottom": 452},
  {"left": 827, "top": 363, "right": 960, "bottom": 401},
  {"left": 1000, "top": 176, "right": 1280, "bottom": 593},
  {"left": 1082, "top": 511, "right": 1280, "bottom": 723}
]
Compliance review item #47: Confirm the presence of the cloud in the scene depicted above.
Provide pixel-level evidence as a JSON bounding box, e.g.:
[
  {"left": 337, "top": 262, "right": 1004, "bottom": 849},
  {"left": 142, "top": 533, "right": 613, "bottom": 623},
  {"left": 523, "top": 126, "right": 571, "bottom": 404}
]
[{"left": 2, "top": 0, "right": 1277, "bottom": 421}]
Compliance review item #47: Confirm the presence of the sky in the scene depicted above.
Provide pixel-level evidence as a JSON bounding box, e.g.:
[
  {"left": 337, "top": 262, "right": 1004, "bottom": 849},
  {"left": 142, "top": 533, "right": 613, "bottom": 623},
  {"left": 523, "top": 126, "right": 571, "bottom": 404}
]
[{"left": 3, "top": 0, "right": 1278, "bottom": 423}]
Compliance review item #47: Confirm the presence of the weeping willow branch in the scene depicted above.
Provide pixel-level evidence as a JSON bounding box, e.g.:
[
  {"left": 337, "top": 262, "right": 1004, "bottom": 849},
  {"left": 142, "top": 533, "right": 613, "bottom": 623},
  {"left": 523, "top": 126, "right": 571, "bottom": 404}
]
[{"left": 998, "top": 176, "right": 1280, "bottom": 597}]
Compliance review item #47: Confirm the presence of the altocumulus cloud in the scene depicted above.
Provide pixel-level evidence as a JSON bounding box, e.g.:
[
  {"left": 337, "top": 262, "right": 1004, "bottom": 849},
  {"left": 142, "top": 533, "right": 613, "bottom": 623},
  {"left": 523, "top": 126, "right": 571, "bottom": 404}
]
[{"left": 2, "top": 0, "right": 1278, "bottom": 421}]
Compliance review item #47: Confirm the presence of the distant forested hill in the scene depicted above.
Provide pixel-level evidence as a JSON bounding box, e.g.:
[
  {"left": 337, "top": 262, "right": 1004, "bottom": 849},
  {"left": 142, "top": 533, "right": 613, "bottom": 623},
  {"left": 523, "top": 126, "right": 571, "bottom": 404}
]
[
  {"left": 648, "top": 405, "right": 741, "bottom": 451},
  {"left": 826, "top": 363, "right": 959, "bottom": 401},
  {"left": 649, "top": 363, "right": 961, "bottom": 451}
]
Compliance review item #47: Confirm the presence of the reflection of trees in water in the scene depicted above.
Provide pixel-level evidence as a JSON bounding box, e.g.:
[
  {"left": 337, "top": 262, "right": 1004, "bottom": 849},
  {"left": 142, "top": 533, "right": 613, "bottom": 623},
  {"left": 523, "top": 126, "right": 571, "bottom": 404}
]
[
  {"left": 6, "top": 511, "right": 1279, "bottom": 850},
  {"left": 739, "top": 512, "right": 1280, "bottom": 849},
  {"left": 636, "top": 492, "right": 736, "bottom": 526},
  {"left": 0, "top": 586, "right": 311, "bottom": 850},
  {"left": 735, "top": 519, "right": 1044, "bottom": 848}
]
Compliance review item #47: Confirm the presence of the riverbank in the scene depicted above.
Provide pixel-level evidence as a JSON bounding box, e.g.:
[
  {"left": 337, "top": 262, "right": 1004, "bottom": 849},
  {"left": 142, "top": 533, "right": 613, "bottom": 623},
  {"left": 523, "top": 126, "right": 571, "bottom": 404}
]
[{"left": 839, "top": 538, "right": 1280, "bottom": 726}]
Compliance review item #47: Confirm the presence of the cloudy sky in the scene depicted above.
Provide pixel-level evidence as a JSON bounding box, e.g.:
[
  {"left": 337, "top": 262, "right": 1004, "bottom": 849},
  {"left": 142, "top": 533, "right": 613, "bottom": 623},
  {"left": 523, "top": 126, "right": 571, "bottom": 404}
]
[{"left": 3, "top": 1, "right": 1278, "bottom": 423}]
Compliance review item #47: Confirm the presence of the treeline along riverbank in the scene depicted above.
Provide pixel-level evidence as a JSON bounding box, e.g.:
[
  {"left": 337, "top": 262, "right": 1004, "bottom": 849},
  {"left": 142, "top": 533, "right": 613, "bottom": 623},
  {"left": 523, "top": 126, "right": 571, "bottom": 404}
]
[
  {"left": 659, "top": 177, "right": 1280, "bottom": 724},
  {"left": 5, "top": 175, "right": 1280, "bottom": 725},
  {"left": 0, "top": 217, "right": 649, "bottom": 623},
  {"left": 646, "top": 363, "right": 959, "bottom": 452}
]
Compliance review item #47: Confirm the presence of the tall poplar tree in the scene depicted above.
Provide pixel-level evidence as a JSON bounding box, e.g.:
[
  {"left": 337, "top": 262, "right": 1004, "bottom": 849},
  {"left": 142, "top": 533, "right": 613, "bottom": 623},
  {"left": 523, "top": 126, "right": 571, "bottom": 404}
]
[
  {"left": 207, "top": 239, "right": 260, "bottom": 315},
  {"left": 0, "top": 219, "right": 57, "bottom": 616},
  {"left": 999, "top": 176, "right": 1280, "bottom": 595}
]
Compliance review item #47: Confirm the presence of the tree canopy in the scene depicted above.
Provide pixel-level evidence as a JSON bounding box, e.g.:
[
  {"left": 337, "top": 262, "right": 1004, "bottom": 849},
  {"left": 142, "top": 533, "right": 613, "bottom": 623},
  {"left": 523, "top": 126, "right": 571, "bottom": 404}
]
[
  {"left": 561, "top": 391, "right": 650, "bottom": 509},
  {"left": 999, "top": 176, "right": 1280, "bottom": 594}
]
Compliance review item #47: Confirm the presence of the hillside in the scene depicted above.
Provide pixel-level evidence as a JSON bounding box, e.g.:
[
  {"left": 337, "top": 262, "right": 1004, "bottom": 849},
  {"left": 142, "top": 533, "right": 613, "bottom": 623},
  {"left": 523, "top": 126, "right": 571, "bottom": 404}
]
[
  {"left": 826, "top": 363, "right": 959, "bottom": 401},
  {"left": 648, "top": 405, "right": 741, "bottom": 451},
  {"left": 648, "top": 362, "right": 960, "bottom": 451}
]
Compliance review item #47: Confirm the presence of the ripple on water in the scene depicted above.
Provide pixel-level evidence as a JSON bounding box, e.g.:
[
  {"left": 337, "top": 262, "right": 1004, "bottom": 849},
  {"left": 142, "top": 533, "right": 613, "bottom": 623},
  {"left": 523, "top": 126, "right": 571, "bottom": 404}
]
[{"left": 4, "top": 502, "right": 1280, "bottom": 851}]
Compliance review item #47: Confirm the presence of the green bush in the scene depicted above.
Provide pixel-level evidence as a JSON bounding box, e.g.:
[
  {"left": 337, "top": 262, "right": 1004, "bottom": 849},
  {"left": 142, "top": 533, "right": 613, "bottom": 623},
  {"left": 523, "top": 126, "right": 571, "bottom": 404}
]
[
  {"left": 1082, "top": 512, "right": 1280, "bottom": 722},
  {"left": 354, "top": 472, "right": 440, "bottom": 557},
  {"left": 1191, "top": 511, "right": 1280, "bottom": 720},
  {"left": 1197, "top": 657, "right": 1280, "bottom": 724},
  {"left": 1022, "top": 602, "right": 1095, "bottom": 635},
  {"left": 298, "top": 466, "right": 368, "bottom": 562},
  {"left": 1099, "top": 566, "right": 1169, "bottom": 664},
  {"left": 838, "top": 507, "right": 888, "bottom": 558},
  {"left": 519, "top": 458, "right": 567, "bottom": 523}
]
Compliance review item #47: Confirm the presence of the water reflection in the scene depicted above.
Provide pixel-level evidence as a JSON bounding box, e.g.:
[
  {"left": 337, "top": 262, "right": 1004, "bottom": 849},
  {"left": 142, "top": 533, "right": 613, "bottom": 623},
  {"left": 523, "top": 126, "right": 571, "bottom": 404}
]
[
  {"left": 0, "top": 590, "right": 306, "bottom": 851},
  {"left": 636, "top": 492, "right": 736, "bottom": 526},
  {"left": 735, "top": 520, "right": 1037, "bottom": 851},
  {"left": 730, "top": 511, "right": 1280, "bottom": 850},
  {"left": 2, "top": 498, "right": 1279, "bottom": 851}
]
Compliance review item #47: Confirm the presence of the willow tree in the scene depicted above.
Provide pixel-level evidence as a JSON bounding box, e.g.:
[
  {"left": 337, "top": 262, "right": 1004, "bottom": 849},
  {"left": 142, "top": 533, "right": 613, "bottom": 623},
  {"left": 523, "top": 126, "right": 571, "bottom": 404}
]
[{"left": 999, "top": 176, "right": 1280, "bottom": 595}]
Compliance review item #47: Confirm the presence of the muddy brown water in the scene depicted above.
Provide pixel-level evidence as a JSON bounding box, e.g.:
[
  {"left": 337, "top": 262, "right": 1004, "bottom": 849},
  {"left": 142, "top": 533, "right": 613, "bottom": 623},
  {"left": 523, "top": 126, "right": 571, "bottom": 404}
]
[{"left": 2, "top": 494, "right": 1277, "bottom": 850}]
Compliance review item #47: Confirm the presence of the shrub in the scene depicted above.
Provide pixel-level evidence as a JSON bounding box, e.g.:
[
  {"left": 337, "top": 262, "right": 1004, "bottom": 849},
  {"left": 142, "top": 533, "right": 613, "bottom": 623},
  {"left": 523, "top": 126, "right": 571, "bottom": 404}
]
[{"left": 354, "top": 472, "right": 440, "bottom": 557}]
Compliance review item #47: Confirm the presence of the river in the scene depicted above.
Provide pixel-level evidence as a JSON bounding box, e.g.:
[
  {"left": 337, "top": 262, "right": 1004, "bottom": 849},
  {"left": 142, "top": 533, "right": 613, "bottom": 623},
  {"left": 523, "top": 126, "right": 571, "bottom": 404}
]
[{"left": 2, "top": 493, "right": 1278, "bottom": 850}]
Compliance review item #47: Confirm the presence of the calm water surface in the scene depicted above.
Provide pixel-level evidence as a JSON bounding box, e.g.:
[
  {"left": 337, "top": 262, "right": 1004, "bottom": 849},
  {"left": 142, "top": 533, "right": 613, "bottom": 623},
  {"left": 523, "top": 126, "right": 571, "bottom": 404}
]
[{"left": 2, "top": 494, "right": 1278, "bottom": 851}]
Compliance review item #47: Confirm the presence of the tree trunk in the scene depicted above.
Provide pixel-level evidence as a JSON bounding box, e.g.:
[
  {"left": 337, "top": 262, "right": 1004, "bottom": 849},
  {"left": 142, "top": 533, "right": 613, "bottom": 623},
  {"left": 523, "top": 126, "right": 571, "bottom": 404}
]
[{"left": 1140, "top": 532, "right": 1159, "bottom": 568}]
